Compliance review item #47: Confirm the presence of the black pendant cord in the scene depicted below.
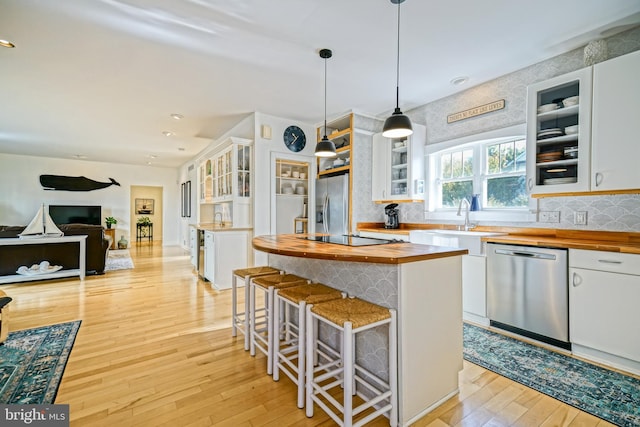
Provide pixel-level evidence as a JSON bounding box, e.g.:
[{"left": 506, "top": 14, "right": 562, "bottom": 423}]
[
  {"left": 324, "top": 54, "right": 328, "bottom": 138},
  {"left": 394, "top": 0, "right": 401, "bottom": 111}
]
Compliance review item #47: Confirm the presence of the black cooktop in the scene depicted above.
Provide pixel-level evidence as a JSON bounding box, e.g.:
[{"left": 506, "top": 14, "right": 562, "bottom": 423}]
[{"left": 302, "top": 235, "right": 393, "bottom": 246}]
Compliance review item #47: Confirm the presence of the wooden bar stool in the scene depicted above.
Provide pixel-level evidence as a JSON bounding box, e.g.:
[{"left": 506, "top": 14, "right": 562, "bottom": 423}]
[
  {"left": 273, "top": 283, "right": 345, "bottom": 408},
  {"left": 250, "top": 273, "right": 310, "bottom": 375},
  {"left": 231, "top": 266, "right": 282, "bottom": 351},
  {"left": 306, "top": 297, "right": 398, "bottom": 427}
]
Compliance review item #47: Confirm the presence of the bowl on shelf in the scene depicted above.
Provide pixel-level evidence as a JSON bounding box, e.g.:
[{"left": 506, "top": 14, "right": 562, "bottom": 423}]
[
  {"left": 562, "top": 96, "right": 579, "bottom": 107},
  {"left": 394, "top": 141, "right": 405, "bottom": 148},
  {"left": 333, "top": 158, "right": 345, "bottom": 167},
  {"left": 538, "top": 103, "right": 559, "bottom": 114},
  {"left": 564, "top": 146, "right": 578, "bottom": 159},
  {"left": 564, "top": 125, "right": 578, "bottom": 135},
  {"left": 281, "top": 171, "right": 290, "bottom": 178}
]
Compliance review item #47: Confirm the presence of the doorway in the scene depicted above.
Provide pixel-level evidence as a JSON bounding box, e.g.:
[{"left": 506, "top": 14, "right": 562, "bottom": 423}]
[{"left": 130, "top": 185, "right": 163, "bottom": 244}]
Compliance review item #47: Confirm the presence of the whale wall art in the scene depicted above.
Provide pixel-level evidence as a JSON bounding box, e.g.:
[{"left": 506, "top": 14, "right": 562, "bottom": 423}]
[{"left": 40, "top": 175, "right": 121, "bottom": 192}]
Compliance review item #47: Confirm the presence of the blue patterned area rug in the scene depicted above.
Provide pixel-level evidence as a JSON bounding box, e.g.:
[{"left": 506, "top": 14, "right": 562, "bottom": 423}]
[
  {"left": 463, "top": 323, "right": 640, "bottom": 426},
  {"left": 0, "top": 320, "right": 81, "bottom": 404}
]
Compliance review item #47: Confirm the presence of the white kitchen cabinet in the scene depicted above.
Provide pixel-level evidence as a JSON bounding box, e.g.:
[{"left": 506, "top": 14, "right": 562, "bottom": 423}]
[
  {"left": 372, "top": 123, "right": 425, "bottom": 202},
  {"left": 203, "top": 230, "right": 215, "bottom": 281},
  {"left": 526, "top": 67, "right": 592, "bottom": 195},
  {"left": 462, "top": 254, "right": 488, "bottom": 323},
  {"left": 569, "top": 249, "right": 640, "bottom": 374},
  {"left": 204, "top": 230, "right": 250, "bottom": 290},
  {"left": 591, "top": 50, "right": 640, "bottom": 191},
  {"left": 189, "top": 226, "right": 198, "bottom": 268}
]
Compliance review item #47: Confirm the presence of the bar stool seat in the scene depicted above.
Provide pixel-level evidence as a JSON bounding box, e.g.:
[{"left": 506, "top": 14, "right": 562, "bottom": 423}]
[
  {"left": 250, "top": 273, "right": 310, "bottom": 375},
  {"left": 306, "top": 297, "right": 397, "bottom": 427},
  {"left": 231, "top": 266, "right": 282, "bottom": 350},
  {"left": 273, "top": 283, "right": 345, "bottom": 408}
]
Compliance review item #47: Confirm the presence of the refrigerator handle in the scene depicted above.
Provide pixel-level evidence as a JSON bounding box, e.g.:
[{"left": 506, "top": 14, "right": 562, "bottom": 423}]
[{"left": 322, "top": 194, "right": 329, "bottom": 234}]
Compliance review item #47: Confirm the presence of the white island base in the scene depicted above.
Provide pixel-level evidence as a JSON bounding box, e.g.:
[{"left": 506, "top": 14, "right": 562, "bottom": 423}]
[{"left": 267, "top": 253, "right": 463, "bottom": 426}]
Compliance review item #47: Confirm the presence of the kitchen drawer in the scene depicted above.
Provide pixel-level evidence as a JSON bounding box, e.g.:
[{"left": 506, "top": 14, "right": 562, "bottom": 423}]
[{"left": 569, "top": 249, "right": 640, "bottom": 276}]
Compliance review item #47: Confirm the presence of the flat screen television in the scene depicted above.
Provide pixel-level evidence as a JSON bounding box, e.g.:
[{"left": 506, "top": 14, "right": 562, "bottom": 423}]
[{"left": 49, "top": 205, "right": 102, "bottom": 226}]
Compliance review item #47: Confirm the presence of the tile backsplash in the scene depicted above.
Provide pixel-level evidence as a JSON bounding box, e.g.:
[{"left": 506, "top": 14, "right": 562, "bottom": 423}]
[{"left": 353, "top": 26, "right": 640, "bottom": 234}]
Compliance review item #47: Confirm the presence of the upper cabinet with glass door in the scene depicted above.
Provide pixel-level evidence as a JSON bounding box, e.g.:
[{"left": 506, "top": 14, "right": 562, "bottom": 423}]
[
  {"left": 371, "top": 123, "right": 425, "bottom": 202},
  {"left": 526, "top": 67, "right": 592, "bottom": 195},
  {"left": 199, "top": 159, "right": 213, "bottom": 203},
  {"left": 212, "top": 137, "right": 252, "bottom": 203}
]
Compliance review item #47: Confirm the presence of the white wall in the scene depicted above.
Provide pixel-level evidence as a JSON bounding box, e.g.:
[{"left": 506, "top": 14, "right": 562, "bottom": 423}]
[
  {"left": 0, "top": 153, "right": 181, "bottom": 245},
  {"left": 180, "top": 112, "right": 317, "bottom": 264}
]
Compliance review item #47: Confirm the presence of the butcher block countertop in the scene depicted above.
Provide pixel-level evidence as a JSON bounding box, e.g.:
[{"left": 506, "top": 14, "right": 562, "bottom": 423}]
[
  {"left": 357, "top": 222, "right": 640, "bottom": 255},
  {"left": 252, "top": 234, "right": 467, "bottom": 264}
]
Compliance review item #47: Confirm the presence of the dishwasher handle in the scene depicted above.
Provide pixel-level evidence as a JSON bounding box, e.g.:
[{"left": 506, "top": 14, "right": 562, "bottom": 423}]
[{"left": 494, "top": 248, "right": 557, "bottom": 260}]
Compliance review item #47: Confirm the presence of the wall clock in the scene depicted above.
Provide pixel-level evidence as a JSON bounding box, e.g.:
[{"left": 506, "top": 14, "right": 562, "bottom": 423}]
[{"left": 283, "top": 125, "right": 306, "bottom": 152}]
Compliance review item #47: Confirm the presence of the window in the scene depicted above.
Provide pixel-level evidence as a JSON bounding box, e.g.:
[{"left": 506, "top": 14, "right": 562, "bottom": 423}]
[
  {"left": 431, "top": 134, "right": 527, "bottom": 210},
  {"left": 485, "top": 138, "right": 527, "bottom": 208},
  {"left": 439, "top": 149, "right": 474, "bottom": 208}
]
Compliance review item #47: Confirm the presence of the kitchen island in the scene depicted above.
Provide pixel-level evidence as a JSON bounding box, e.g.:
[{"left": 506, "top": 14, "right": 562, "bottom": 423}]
[{"left": 253, "top": 234, "right": 467, "bottom": 426}]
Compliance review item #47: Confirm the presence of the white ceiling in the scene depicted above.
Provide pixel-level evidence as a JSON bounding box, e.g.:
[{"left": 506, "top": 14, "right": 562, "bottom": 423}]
[{"left": 1, "top": 0, "right": 639, "bottom": 168}]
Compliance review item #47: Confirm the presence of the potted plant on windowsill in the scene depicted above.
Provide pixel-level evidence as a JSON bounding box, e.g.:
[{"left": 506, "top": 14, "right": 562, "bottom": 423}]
[{"left": 105, "top": 216, "right": 117, "bottom": 229}]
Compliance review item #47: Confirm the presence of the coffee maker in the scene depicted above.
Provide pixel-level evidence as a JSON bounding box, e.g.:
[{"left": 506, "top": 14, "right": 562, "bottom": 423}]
[{"left": 384, "top": 203, "right": 399, "bottom": 229}]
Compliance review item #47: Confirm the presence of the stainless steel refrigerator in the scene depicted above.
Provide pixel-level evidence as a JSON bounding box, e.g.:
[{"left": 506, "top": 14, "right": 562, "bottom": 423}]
[{"left": 315, "top": 174, "right": 349, "bottom": 235}]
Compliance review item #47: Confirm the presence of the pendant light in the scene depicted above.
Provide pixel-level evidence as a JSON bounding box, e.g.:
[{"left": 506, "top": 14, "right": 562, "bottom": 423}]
[
  {"left": 382, "top": 0, "right": 413, "bottom": 139},
  {"left": 315, "top": 48, "right": 337, "bottom": 157}
]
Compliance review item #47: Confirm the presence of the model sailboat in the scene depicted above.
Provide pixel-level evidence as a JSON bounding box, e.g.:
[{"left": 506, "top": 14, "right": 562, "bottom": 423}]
[{"left": 18, "top": 204, "right": 64, "bottom": 238}]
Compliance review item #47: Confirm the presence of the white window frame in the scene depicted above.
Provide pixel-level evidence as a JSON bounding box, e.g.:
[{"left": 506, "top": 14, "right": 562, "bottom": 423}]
[{"left": 425, "top": 124, "right": 536, "bottom": 223}]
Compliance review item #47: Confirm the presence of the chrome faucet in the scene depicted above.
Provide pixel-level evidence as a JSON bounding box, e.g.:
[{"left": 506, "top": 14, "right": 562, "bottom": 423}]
[
  {"left": 457, "top": 198, "right": 475, "bottom": 231},
  {"left": 214, "top": 212, "right": 224, "bottom": 227}
]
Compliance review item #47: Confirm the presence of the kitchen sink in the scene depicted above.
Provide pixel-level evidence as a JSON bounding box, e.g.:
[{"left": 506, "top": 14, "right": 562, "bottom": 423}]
[{"left": 408, "top": 229, "right": 507, "bottom": 256}]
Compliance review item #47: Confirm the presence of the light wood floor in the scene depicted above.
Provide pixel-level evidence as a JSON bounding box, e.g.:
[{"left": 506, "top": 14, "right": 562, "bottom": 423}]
[{"left": 2, "top": 242, "right": 615, "bottom": 426}]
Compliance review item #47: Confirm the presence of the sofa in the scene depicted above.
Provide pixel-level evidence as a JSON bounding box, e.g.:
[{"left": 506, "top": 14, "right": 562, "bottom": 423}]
[{"left": 0, "top": 224, "right": 110, "bottom": 276}]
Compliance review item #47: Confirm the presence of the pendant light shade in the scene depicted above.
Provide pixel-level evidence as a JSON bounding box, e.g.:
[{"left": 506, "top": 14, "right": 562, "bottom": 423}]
[
  {"left": 382, "top": 0, "right": 413, "bottom": 139},
  {"left": 315, "top": 48, "right": 337, "bottom": 157}
]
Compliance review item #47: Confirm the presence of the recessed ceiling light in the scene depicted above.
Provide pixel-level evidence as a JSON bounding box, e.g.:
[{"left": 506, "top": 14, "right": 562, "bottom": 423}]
[
  {"left": 162, "top": 131, "right": 175, "bottom": 137},
  {"left": 0, "top": 39, "right": 15, "bottom": 48},
  {"left": 149, "top": 154, "right": 157, "bottom": 159},
  {"left": 450, "top": 76, "right": 469, "bottom": 86},
  {"left": 170, "top": 113, "right": 184, "bottom": 120},
  {"left": 147, "top": 161, "right": 152, "bottom": 165}
]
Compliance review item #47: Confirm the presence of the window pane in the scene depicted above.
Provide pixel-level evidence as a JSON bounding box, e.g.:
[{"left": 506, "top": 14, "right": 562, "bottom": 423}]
[
  {"left": 442, "top": 180, "right": 473, "bottom": 207},
  {"left": 487, "top": 145, "right": 499, "bottom": 174},
  {"left": 440, "top": 154, "right": 452, "bottom": 179},
  {"left": 500, "top": 142, "right": 514, "bottom": 173},
  {"left": 515, "top": 139, "right": 526, "bottom": 172},
  {"left": 486, "top": 176, "right": 528, "bottom": 207},
  {"left": 451, "top": 151, "right": 462, "bottom": 178},
  {"left": 462, "top": 149, "right": 473, "bottom": 176}
]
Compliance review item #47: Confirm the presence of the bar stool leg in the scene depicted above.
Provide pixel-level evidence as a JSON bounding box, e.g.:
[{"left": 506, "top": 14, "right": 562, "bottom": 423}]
[
  {"left": 343, "top": 321, "right": 353, "bottom": 427},
  {"left": 231, "top": 274, "right": 238, "bottom": 338},
  {"left": 305, "top": 305, "right": 315, "bottom": 418}
]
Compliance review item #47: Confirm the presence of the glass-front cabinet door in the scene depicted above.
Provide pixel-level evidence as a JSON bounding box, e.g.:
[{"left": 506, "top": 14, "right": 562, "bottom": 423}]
[
  {"left": 237, "top": 144, "right": 251, "bottom": 198},
  {"left": 526, "top": 67, "right": 592, "bottom": 195}
]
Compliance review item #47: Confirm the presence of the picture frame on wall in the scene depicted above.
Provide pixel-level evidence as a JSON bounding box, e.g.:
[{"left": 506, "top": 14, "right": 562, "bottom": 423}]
[{"left": 135, "top": 198, "right": 154, "bottom": 215}]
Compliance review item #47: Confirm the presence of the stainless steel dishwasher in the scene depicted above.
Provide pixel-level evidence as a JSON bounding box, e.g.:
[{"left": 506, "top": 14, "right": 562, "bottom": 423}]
[{"left": 487, "top": 243, "right": 570, "bottom": 349}]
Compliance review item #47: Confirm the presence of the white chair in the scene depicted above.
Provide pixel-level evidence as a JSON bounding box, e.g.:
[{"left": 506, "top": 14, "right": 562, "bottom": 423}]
[
  {"left": 249, "top": 273, "right": 310, "bottom": 375},
  {"left": 306, "top": 297, "right": 398, "bottom": 427},
  {"left": 231, "top": 266, "right": 282, "bottom": 350},
  {"left": 273, "top": 282, "right": 345, "bottom": 408}
]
